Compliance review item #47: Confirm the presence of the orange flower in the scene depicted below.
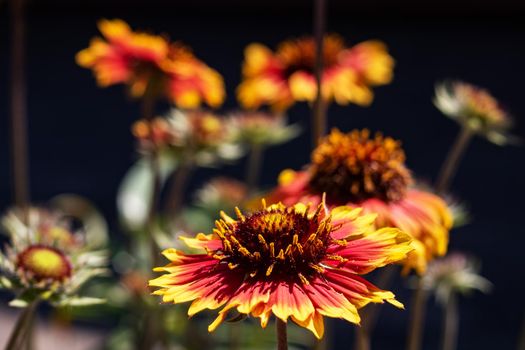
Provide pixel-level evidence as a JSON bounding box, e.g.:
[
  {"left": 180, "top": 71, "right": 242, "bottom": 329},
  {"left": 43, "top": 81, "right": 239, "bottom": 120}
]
[
  {"left": 150, "top": 200, "right": 412, "bottom": 338},
  {"left": 237, "top": 35, "right": 394, "bottom": 111},
  {"left": 269, "top": 129, "right": 452, "bottom": 275},
  {"left": 76, "top": 19, "right": 225, "bottom": 108}
]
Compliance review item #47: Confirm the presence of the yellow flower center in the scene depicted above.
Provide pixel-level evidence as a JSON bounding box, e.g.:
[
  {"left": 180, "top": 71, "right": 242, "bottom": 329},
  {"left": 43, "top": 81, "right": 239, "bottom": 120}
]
[
  {"left": 277, "top": 35, "right": 344, "bottom": 76},
  {"left": 309, "top": 129, "right": 412, "bottom": 203},
  {"left": 17, "top": 245, "right": 71, "bottom": 281},
  {"left": 213, "top": 204, "right": 340, "bottom": 283}
]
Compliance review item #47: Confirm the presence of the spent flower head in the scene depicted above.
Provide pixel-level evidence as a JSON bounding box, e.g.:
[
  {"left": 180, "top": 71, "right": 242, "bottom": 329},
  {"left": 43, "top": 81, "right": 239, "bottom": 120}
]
[
  {"left": 237, "top": 34, "right": 394, "bottom": 111},
  {"left": 132, "top": 109, "right": 243, "bottom": 166},
  {"left": 269, "top": 129, "right": 453, "bottom": 275},
  {"left": 422, "top": 252, "right": 492, "bottom": 304},
  {"left": 434, "top": 80, "right": 516, "bottom": 145},
  {"left": 0, "top": 207, "right": 108, "bottom": 307},
  {"left": 150, "top": 199, "right": 413, "bottom": 338},
  {"left": 227, "top": 111, "right": 300, "bottom": 147}
]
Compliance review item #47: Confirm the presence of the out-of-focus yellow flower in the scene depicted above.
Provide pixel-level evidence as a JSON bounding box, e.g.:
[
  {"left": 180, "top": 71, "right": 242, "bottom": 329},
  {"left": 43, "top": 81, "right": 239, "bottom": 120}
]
[
  {"left": 268, "top": 129, "right": 453, "bottom": 275},
  {"left": 76, "top": 19, "right": 225, "bottom": 108},
  {"left": 434, "top": 80, "right": 516, "bottom": 145},
  {"left": 150, "top": 199, "right": 412, "bottom": 338},
  {"left": 237, "top": 35, "right": 394, "bottom": 111}
]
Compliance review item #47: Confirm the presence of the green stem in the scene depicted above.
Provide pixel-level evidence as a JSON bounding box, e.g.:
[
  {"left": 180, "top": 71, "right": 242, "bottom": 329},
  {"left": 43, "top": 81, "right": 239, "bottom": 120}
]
[
  {"left": 165, "top": 156, "right": 193, "bottom": 223},
  {"left": 441, "top": 294, "right": 459, "bottom": 350},
  {"left": 312, "top": 0, "right": 327, "bottom": 148},
  {"left": 5, "top": 301, "right": 39, "bottom": 350},
  {"left": 276, "top": 319, "right": 288, "bottom": 350},
  {"left": 141, "top": 93, "right": 162, "bottom": 269},
  {"left": 406, "top": 277, "right": 428, "bottom": 350},
  {"left": 245, "top": 144, "right": 264, "bottom": 194},
  {"left": 435, "top": 127, "right": 473, "bottom": 194}
]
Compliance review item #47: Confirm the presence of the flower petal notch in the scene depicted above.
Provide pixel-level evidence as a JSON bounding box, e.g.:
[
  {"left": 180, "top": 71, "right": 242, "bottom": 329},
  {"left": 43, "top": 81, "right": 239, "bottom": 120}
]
[
  {"left": 237, "top": 34, "right": 394, "bottom": 111},
  {"left": 149, "top": 199, "right": 412, "bottom": 338},
  {"left": 268, "top": 129, "right": 453, "bottom": 275}
]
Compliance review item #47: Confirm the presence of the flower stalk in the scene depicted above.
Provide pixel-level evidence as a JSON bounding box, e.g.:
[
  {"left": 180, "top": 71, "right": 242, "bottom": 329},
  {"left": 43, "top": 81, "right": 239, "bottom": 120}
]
[
  {"left": 165, "top": 155, "right": 194, "bottom": 222},
  {"left": 9, "top": 0, "right": 30, "bottom": 211},
  {"left": 141, "top": 91, "right": 163, "bottom": 267},
  {"left": 406, "top": 278, "right": 428, "bottom": 350},
  {"left": 276, "top": 319, "right": 288, "bottom": 350},
  {"left": 245, "top": 144, "right": 264, "bottom": 193},
  {"left": 435, "top": 126, "right": 473, "bottom": 194},
  {"left": 312, "top": 0, "right": 327, "bottom": 147},
  {"left": 5, "top": 300, "right": 39, "bottom": 350},
  {"left": 441, "top": 293, "right": 459, "bottom": 350}
]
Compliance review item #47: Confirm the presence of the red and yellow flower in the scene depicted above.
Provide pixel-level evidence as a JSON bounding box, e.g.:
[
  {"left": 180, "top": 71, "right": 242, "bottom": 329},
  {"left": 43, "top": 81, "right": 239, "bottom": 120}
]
[
  {"left": 237, "top": 35, "right": 394, "bottom": 111},
  {"left": 76, "top": 19, "right": 225, "bottom": 108},
  {"left": 268, "top": 129, "right": 452, "bottom": 275},
  {"left": 150, "top": 200, "right": 412, "bottom": 338}
]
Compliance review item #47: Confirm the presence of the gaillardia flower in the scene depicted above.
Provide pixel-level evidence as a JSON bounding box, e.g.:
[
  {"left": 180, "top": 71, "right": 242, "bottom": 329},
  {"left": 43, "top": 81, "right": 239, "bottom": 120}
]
[
  {"left": 237, "top": 35, "right": 394, "bottom": 111},
  {"left": 150, "top": 200, "right": 412, "bottom": 338},
  {"left": 76, "top": 19, "right": 225, "bottom": 108},
  {"left": 434, "top": 80, "right": 515, "bottom": 145},
  {"left": 132, "top": 109, "right": 242, "bottom": 166},
  {"left": 269, "top": 129, "right": 453, "bottom": 275},
  {"left": 0, "top": 207, "right": 107, "bottom": 307}
]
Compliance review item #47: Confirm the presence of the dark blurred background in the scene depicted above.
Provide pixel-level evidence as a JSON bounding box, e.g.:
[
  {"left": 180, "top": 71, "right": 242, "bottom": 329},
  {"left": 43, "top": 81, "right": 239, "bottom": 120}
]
[{"left": 1, "top": 1, "right": 524, "bottom": 349}]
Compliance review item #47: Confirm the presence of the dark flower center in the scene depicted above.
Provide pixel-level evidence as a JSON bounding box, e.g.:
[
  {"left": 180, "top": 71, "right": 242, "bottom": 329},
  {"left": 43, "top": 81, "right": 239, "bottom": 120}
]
[
  {"left": 214, "top": 205, "right": 337, "bottom": 283},
  {"left": 308, "top": 129, "right": 412, "bottom": 203},
  {"left": 278, "top": 35, "right": 344, "bottom": 78}
]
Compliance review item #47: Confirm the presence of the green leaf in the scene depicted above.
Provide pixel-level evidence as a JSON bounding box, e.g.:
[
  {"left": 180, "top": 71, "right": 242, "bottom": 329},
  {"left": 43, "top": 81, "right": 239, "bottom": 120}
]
[
  {"left": 58, "top": 297, "right": 106, "bottom": 307},
  {"left": 9, "top": 299, "right": 29, "bottom": 308},
  {"left": 117, "top": 156, "right": 176, "bottom": 231}
]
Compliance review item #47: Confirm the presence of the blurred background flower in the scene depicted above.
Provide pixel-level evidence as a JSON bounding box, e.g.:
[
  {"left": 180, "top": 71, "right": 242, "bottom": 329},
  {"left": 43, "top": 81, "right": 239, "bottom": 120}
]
[
  {"left": 434, "top": 80, "right": 516, "bottom": 145},
  {"left": 237, "top": 34, "right": 393, "bottom": 111},
  {"left": 76, "top": 19, "right": 225, "bottom": 108}
]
